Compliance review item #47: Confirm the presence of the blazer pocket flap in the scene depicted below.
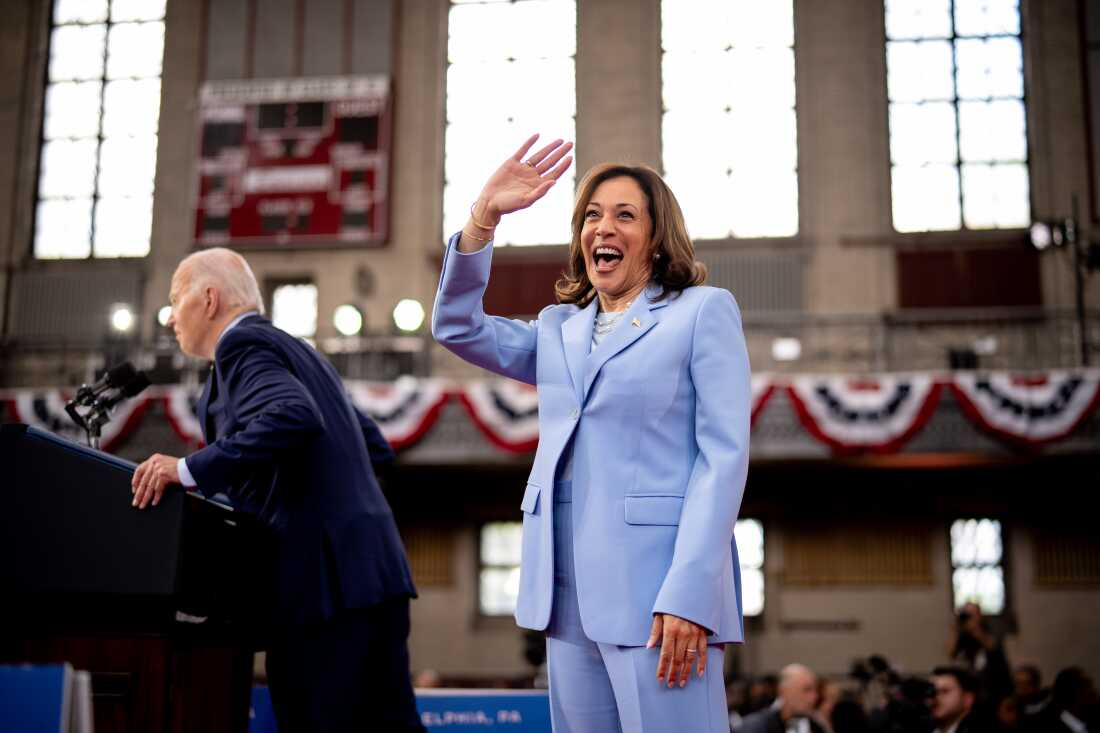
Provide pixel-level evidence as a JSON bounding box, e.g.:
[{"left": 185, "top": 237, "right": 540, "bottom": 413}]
[
  {"left": 624, "top": 495, "right": 683, "bottom": 526},
  {"left": 520, "top": 482, "right": 541, "bottom": 514}
]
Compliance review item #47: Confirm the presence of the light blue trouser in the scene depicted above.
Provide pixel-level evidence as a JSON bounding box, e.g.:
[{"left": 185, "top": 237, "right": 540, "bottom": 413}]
[{"left": 546, "top": 480, "right": 729, "bottom": 733}]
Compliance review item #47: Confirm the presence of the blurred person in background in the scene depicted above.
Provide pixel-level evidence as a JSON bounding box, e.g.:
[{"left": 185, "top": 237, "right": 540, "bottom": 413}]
[
  {"left": 928, "top": 667, "right": 981, "bottom": 733},
  {"left": 949, "top": 603, "right": 1013, "bottom": 710},
  {"left": 739, "top": 664, "right": 827, "bottom": 733},
  {"left": 1012, "top": 665, "right": 1050, "bottom": 720},
  {"left": 1026, "top": 667, "right": 1098, "bottom": 733}
]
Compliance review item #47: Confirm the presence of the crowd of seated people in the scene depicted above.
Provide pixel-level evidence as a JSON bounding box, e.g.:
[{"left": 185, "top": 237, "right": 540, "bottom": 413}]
[{"left": 728, "top": 659, "right": 1096, "bottom": 733}]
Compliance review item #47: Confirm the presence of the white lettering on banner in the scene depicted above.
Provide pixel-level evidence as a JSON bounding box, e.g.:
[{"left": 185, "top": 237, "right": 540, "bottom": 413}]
[
  {"left": 242, "top": 166, "right": 331, "bottom": 194},
  {"left": 421, "top": 709, "right": 496, "bottom": 726}
]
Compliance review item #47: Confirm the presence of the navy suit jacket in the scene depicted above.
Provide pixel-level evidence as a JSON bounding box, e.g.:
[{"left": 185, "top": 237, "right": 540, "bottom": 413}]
[{"left": 185, "top": 315, "right": 416, "bottom": 627}]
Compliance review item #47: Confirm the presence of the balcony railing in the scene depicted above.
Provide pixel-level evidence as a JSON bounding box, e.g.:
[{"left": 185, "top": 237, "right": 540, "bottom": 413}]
[{"left": 0, "top": 308, "right": 1096, "bottom": 389}]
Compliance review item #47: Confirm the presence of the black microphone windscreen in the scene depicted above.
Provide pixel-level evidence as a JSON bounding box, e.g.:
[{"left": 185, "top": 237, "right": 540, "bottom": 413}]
[
  {"left": 105, "top": 362, "right": 138, "bottom": 388},
  {"left": 121, "top": 372, "right": 151, "bottom": 398}
]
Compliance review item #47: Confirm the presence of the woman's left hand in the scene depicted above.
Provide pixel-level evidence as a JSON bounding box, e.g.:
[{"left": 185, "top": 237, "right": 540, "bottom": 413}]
[{"left": 647, "top": 613, "right": 709, "bottom": 688}]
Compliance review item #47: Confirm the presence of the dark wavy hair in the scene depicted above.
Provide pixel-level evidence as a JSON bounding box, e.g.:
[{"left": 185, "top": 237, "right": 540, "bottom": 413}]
[{"left": 554, "top": 163, "right": 706, "bottom": 305}]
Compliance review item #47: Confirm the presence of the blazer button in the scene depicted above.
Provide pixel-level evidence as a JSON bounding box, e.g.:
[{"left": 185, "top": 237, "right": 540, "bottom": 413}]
[{"left": 570, "top": 408, "right": 580, "bottom": 420}]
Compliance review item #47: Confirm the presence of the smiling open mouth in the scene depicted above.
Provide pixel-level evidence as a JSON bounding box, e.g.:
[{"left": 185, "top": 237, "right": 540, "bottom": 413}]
[{"left": 593, "top": 246, "right": 623, "bottom": 272}]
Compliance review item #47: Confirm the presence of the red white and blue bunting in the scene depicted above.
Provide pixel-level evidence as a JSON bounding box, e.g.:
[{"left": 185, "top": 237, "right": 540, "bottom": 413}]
[
  {"left": 751, "top": 375, "right": 776, "bottom": 427},
  {"left": 3, "top": 371, "right": 1099, "bottom": 457},
  {"left": 459, "top": 379, "right": 540, "bottom": 453},
  {"left": 4, "top": 389, "right": 153, "bottom": 453},
  {"left": 162, "top": 385, "right": 206, "bottom": 448},
  {"left": 786, "top": 374, "right": 943, "bottom": 454},
  {"left": 950, "top": 370, "right": 1100, "bottom": 448},
  {"left": 345, "top": 377, "right": 450, "bottom": 450}
]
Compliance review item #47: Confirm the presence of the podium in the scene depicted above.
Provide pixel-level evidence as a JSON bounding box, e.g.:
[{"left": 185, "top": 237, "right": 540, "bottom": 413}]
[{"left": 0, "top": 424, "right": 275, "bottom": 732}]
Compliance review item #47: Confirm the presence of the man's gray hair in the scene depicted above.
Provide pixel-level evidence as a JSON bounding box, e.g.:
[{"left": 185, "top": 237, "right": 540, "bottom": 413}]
[{"left": 179, "top": 247, "right": 265, "bottom": 315}]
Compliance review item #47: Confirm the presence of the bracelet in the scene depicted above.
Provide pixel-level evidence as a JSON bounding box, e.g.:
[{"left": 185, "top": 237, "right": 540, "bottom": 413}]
[
  {"left": 469, "top": 202, "right": 499, "bottom": 232},
  {"left": 462, "top": 227, "right": 491, "bottom": 243}
]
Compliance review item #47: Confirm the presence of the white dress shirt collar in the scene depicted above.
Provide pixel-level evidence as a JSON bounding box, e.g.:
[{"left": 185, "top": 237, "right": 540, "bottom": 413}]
[{"left": 216, "top": 310, "right": 259, "bottom": 346}]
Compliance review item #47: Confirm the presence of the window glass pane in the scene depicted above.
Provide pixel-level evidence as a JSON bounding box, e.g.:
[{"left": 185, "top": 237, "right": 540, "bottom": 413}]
[
  {"left": 886, "top": 40, "right": 955, "bottom": 102},
  {"left": 952, "top": 566, "right": 1005, "bottom": 614},
  {"left": 661, "top": 0, "right": 733, "bottom": 52},
  {"left": 741, "top": 567, "right": 765, "bottom": 617},
  {"left": 885, "top": 0, "right": 951, "bottom": 40},
  {"left": 961, "top": 163, "right": 1030, "bottom": 229},
  {"left": 106, "top": 21, "right": 164, "bottom": 79},
  {"left": 34, "top": 199, "right": 92, "bottom": 259},
  {"left": 110, "top": 0, "right": 167, "bottom": 22},
  {"left": 730, "top": 0, "right": 794, "bottom": 46},
  {"left": 481, "top": 522, "right": 523, "bottom": 566},
  {"left": 735, "top": 519, "right": 764, "bottom": 569},
  {"left": 958, "top": 100, "right": 1026, "bottom": 162},
  {"left": 43, "top": 81, "right": 102, "bottom": 139},
  {"left": 662, "top": 2, "right": 797, "bottom": 239},
  {"left": 891, "top": 164, "right": 961, "bottom": 232},
  {"left": 38, "top": 139, "right": 99, "bottom": 198},
  {"left": 730, "top": 48, "right": 797, "bottom": 110},
  {"left": 951, "top": 519, "right": 1003, "bottom": 566},
  {"left": 889, "top": 102, "right": 958, "bottom": 165},
  {"left": 662, "top": 52, "right": 730, "bottom": 112},
  {"left": 54, "top": 0, "right": 108, "bottom": 25},
  {"left": 94, "top": 195, "right": 152, "bottom": 257},
  {"left": 448, "top": 0, "right": 574, "bottom": 63},
  {"left": 663, "top": 170, "right": 735, "bottom": 241},
  {"left": 271, "top": 284, "right": 319, "bottom": 338},
  {"left": 955, "top": 37, "right": 1023, "bottom": 99},
  {"left": 729, "top": 169, "right": 799, "bottom": 238},
  {"left": 49, "top": 24, "right": 106, "bottom": 81},
  {"left": 730, "top": 107, "right": 799, "bottom": 170},
  {"left": 954, "top": 0, "right": 1019, "bottom": 37},
  {"left": 445, "top": 1, "right": 576, "bottom": 246},
  {"left": 102, "top": 79, "right": 161, "bottom": 136},
  {"left": 480, "top": 567, "right": 522, "bottom": 615},
  {"left": 98, "top": 135, "right": 158, "bottom": 195}
]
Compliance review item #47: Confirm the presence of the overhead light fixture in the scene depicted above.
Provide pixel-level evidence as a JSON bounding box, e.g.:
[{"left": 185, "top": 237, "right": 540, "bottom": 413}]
[
  {"left": 972, "top": 336, "right": 997, "bottom": 356},
  {"left": 393, "top": 299, "right": 425, "bottom": 333},
  {"left": 333, "top": 304, "right": 364, "bottom": 336},
  {"left": 157, "top": 305, "right": 172, "bottom": 327},
  {"left": 1029, "top": 220, "right": 1066, "bottom": 251},
  {"left": 110, "top": 304, "right": 135, "bottom": 333},
  {"left": 771, "top": 336, "right": 801, "bottom": 362}
]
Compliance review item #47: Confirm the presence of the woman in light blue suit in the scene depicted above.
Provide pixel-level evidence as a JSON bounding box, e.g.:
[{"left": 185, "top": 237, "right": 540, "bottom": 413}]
[{"left": 432, "top": 135, "right": 751, "bottom": 733}]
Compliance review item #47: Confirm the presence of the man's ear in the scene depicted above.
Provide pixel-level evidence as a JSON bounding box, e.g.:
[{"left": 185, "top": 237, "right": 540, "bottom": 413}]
[{"left": 203, "top": 286, "right": 220, "bottom": 318}]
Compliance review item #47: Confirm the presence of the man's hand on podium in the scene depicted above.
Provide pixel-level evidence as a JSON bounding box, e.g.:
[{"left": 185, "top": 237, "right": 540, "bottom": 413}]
[{"left": 131, "top": 454, "right": 181, "bottom": 509}]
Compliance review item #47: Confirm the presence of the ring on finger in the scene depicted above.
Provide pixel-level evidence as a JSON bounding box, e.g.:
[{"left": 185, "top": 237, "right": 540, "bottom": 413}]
[
  {"left": 524, "top": 160, "right": 537, "bottom": 168},
  {"left": 685, "top": 649, "right": 697, "bottom": 654}
]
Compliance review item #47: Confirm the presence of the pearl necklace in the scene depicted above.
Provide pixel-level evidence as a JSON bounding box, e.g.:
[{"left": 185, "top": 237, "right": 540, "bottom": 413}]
[{"left": 593, "top": 300, "right": 632, "bottom": 337}]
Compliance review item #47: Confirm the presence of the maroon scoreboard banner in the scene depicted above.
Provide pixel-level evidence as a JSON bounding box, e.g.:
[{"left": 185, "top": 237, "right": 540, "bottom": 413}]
[{"left": 193, "top": 76, "right": 391, "bottom": 248}]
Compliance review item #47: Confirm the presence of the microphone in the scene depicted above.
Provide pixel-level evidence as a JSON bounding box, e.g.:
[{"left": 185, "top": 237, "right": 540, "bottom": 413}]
[
  {"left": 74, "top": 362, "right": 139, "bottom": 405},
  {"left": 97, "top": 371, "right": 151, "bottom": 412},
  {"left": 65, "top": 364, "right": 151, "bottom": 449}
]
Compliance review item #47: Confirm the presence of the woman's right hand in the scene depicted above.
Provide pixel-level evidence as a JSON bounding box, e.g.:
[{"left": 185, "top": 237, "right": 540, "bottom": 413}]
[{"left": 460, "top": 134, "right": 573, "bottom": 251}]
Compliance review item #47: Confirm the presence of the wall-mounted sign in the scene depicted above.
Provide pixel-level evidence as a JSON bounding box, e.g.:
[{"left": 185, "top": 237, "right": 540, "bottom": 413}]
[{"left": 193, "top": 76, "right": 391, "bottom": 248}]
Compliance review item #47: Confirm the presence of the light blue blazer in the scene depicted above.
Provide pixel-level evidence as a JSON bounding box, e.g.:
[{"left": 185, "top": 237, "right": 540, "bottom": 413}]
[{"left": 432, "top": 234, "right": 751, "bottom": 646}]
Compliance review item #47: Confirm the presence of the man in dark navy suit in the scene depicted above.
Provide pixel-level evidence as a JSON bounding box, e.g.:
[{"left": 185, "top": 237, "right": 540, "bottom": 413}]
[{"left": 132, "top": 247, "right": 424, "bottom": 731}]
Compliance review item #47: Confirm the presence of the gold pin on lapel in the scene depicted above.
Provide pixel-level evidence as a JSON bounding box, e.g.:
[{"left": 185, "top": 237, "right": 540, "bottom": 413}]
[{"left": 631, "top": 318, "right": 641, "bottom": 328}]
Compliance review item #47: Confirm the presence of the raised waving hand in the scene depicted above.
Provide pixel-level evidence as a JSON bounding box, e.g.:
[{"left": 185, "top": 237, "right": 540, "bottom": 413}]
[{"left": 459, "top": 134, "right": 573, "bottom": 252}]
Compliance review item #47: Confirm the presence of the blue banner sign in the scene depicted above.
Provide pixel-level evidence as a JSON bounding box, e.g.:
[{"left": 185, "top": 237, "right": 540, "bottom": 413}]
[
  {"left": 249, "top": 686, "right": 551, "bottom": 733},
  {"left": 417, "top": 690, "right": 551, "bottom": 731}
]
